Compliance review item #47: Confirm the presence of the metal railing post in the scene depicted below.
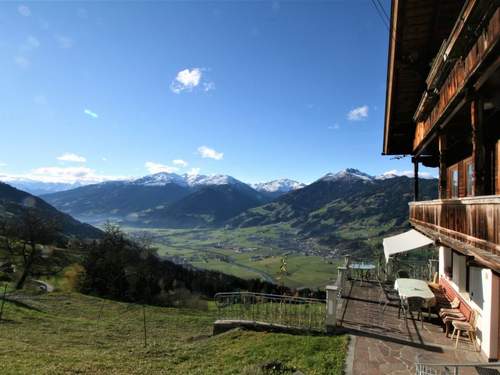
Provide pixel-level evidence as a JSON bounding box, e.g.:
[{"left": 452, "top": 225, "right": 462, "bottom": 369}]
[{"left": 326, "top": 285, "right": 338, "bottom": 333}]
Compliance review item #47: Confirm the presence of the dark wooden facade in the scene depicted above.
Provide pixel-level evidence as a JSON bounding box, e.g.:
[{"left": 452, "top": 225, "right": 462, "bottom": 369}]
[{"left": 384, "top": 0, "right": 500, "bottom": 271}]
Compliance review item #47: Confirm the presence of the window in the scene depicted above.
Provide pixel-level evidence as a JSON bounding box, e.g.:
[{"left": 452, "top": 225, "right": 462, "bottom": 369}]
[
  {"left": 466, "top": 161, "right": 474, "bottom": 196},
  {"left": 451, "top": 168, "right": 459, "bottom": 198}
]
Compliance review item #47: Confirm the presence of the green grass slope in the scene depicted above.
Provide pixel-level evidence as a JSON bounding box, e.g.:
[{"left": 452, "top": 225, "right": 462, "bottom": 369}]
[{"left": 0, "top": 292, "right": 347, "bottom": 374}]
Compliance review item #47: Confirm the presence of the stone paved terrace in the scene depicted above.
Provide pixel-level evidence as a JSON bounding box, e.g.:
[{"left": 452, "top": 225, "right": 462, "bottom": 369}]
[{"left": 338, "top": 280, "right": 486, "bottom": 375}]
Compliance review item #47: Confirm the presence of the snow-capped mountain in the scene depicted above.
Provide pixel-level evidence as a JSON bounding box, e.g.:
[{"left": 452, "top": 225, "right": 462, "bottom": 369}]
[
  {"left": 132, "top": 173, "right": 188, "bottom": 187},
  {"left": 252, "top": 179, "right": 305, "bottom": 193},
  {"left": 131, "top": 172, "right": 244, "bottom": 188},
  {"left": 318, "top": 168, "right": 374, "bottom": 182}
]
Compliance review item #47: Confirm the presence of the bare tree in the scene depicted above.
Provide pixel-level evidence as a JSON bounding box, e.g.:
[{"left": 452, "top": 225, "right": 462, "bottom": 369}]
[{"left": 1, "top": 210, "right": 58, "bottom": 290}]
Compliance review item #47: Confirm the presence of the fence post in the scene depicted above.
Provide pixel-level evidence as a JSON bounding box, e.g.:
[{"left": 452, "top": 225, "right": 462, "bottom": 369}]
[
  {"left": 385, "top": 258, "right": 392, "bottom": 282},
  {"left": 326, "top": 285, "right": 338, "bottom": 333},
  {"left": 344, "top": 255, "right": 351, "bottom": 280}
]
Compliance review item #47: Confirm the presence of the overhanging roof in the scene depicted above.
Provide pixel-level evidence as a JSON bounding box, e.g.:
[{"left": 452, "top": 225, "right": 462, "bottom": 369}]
[
  {"left": 383, "top": 229, "right": 434, "bottom": 262},
  {"left": 383, "top": 0, "right": 466, "bottom": 155}
]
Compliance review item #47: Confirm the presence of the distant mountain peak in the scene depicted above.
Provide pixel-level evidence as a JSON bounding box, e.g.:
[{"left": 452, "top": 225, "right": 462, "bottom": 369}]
[
  {"left": 132, "top": 172, "right": 188, "bottom": 187},
  {"left": 319, "top": 168, "right": 373, "bottom": 182},
  {"left": 252, "top": 179, "right": 306, "bottom": 193}
]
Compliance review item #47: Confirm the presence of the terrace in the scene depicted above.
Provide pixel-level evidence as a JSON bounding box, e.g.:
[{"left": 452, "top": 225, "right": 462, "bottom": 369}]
[{"left": 339, "top": 278, "right": 486, "bottom": 374}]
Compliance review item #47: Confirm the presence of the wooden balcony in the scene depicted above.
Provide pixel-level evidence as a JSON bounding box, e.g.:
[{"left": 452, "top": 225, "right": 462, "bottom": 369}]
[
  {"left": 409, "top": 196, "right": 500, "bottom": 271},
  {"left": 412, "top": 7, "right": 500, "bottom": 153}
]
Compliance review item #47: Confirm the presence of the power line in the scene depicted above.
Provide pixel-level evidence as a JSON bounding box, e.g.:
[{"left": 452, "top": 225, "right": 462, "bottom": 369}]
[
  {"left": 375, "top": 0, "right": 390, "bottom": 24},
  {"left": 370, "top": 0, "right": 390, "bottom": 31}
]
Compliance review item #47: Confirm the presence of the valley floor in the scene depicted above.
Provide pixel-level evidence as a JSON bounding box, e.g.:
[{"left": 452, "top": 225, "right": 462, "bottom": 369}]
[
  {"left": 0, "top": 291, "right": 347, "bottom": 374},
  {"left": 124, "top": 225, "right": 342, "bottom": 289}
]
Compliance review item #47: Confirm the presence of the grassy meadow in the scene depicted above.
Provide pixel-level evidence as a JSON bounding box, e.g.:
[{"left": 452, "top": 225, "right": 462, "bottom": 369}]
[{"left": 0, "top": 290, "right": 348, "bottom": 374}]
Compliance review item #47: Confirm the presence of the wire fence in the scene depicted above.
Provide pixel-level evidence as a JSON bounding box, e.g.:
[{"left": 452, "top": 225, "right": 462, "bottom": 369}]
[{"left": 214, "top": 291, "right": 326, "bottom": 332}]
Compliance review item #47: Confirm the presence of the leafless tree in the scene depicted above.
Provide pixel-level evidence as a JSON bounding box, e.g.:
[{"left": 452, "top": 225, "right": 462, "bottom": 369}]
[{"left": 0, "top": 210, "right": 57, "bottom": 290}]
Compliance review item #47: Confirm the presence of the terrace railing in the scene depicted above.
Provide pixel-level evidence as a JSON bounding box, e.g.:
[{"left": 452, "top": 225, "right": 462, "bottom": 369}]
[
  {"left": 415, "top": 360, "right": 500, "bottom": 375},
  {"left": 214, "top": 292, "right": 326, "bottom": 332}
]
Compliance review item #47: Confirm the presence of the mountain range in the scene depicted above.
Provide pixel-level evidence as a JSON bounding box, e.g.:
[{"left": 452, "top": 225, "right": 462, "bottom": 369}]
[
  {"left": 40, "top": 168, "right": 437, "bottom": 236},
  {"left": 41, "top": 173, "right": 305, "bottom": 227}
]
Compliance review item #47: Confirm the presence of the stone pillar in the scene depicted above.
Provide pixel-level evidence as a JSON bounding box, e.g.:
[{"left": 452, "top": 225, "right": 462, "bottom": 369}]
[
  {"left": 325, "top": 285, "right": 338, "bottom": 333},
  {"left": 337, "top": 266, "right": 347, "bottom": 290}
]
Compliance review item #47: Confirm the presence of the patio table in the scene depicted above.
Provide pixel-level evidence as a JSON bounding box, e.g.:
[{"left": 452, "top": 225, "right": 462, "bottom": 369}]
[{"left": 394, "top": 278, "right": 436, "bottom": 313}]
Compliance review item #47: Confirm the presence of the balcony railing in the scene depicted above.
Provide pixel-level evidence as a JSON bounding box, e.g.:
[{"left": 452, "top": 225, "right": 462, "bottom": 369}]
[{"left": 409, "top": 196, "right": 500, "bottom": 258}]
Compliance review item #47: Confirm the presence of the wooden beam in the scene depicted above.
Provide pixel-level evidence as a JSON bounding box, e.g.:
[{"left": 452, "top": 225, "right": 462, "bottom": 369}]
[
  {"left": 439, "top": 133, "right": 448, "bottom": 199},
  {"left": 471, "top": 98, "right": 490, "bottom": 196}
]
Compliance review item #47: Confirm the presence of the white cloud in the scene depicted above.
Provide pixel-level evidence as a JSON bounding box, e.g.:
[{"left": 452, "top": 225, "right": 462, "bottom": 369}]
[
  {"left": 197, "top": 146, "right": 223, "bottom": 160},
  {"left": 347, "top": 105, "right": 369, "bottom": 121},
  {"left": 145, "top": 161, "right": 179, "bottom": 174},
  {"left": 14, "top": 56, "right": 30, "bottom": 68},
  {"left": 57, "top": 153, "right": 86, "bottom": 163},
  {"left": 18, "top": 5, "right": 31, "bottom": 17},
  {"left": 172, "top": 159, "right": 188, "bottom": 167},
  {"left": 102, "top": 157, "right": 107, "bottom": 162},
  {"left": 328, "top": 123, "right": 340, "bottom": 130},
  {"left": 84, "top": 109, "right": 99, "bottom": 119},
  {"left": 0, "top": 162, "right": 7, "bottom": 167},
  {"left": 55, "top": 35, "right": 74, "bottom": 49},
  {"left": 170, "top": 68, "right": 203, "bottom": 94},
  {"left": 20, "top": 35, "right": 40, "bottom": 51},
  {"left": 188, "top": 167, "right": 200, "bottom": 176},
  {"left": 1, "top": 166, "right": 125, "bottom": 184}
]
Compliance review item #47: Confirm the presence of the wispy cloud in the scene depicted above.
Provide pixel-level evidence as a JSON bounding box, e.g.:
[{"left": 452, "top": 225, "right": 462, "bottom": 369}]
[
  {"left": 20, "top": 35, "right": 40, "bottom": 51},
  {"left": 14, "top": 56, "right": 30, "bottom": 68},
  {"left": 145, "top": 161, "right": 179, "bottom": 174},
  {"left": 55, "top": 35, "right": 74, "bottom": 49},
  {"left": 57, "top": 153, "right": 86, "bottom": 163},
  {"left": 328, "top": 123, "right": 340, "bottom": 130},
  {"left": 84, "top": 109, "right": 98, "bottom": 119},
  {"left": 172, "top": 159, "right": 188, "bottom": 167},
  {"left": 0, "top": 162, "right": 7, "bottom": 167},
  {"left": 18, "top": 5, "right": 31, "bottom": 17},
  {"left": 197, "top": 146, "right": 223, "bottom": 160},
  {"left": 203, "top": 81, "right": 216, "bottom": 92},
  {"left": 347, "top": 105, "right": 369, "bottom": 121}
]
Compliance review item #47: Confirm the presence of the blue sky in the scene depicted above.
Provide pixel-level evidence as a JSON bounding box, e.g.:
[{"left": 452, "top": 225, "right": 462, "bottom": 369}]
[{"left": 0, "top": 1, "right": 436, "bottom": 184}]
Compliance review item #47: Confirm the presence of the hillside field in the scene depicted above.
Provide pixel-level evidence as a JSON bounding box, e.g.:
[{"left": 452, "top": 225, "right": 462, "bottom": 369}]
[{"left": 0, "top": 291, "right": 348, "bottom": 374}]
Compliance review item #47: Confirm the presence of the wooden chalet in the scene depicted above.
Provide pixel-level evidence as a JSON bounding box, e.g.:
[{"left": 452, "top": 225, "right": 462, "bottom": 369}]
[{"left": 383, "top": 0, "right": 500, "bottom": 361}]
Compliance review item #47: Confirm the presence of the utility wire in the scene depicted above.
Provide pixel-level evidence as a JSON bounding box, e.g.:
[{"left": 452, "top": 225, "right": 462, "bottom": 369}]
[
  {"left": 375, "top": 0, "right": 390, "bottom": 24},
  {"left": 370, "top": 0, "right": 390, "bottom": 31}
]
